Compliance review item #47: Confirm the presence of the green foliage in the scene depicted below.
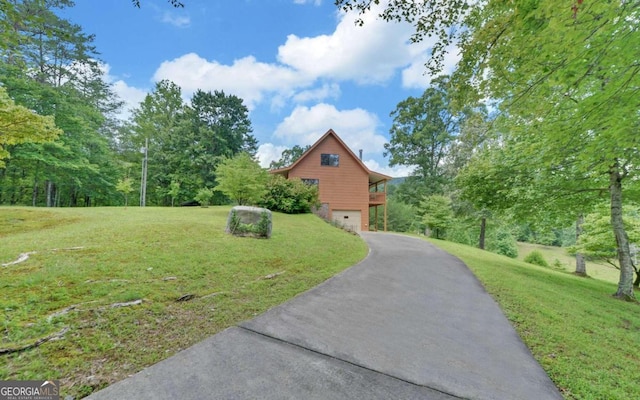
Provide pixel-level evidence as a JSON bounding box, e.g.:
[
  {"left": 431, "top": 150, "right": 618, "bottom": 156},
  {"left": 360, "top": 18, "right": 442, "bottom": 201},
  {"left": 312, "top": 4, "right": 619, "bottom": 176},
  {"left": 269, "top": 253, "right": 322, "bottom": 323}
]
[
  {"left": 115, "top": 177, "right": 134, "bottom": 207},
  {"left": 168, "top": 180, "right": 180, "bottom": 207},
  {"left": 0, "top": 87, "right": 62, "bottom": 167},
  {"left": 570, "top": 204, "right": 640, "bottom": 271},
  {"left": 385, "top": 76, "right": 459, "bottom": 195},
  {"left": 524, "top": 251, "right": 549, "bottom": 268},
  {"left": 259, "top": 175, "right": 319, "bottom": 214},
  {"left": 380, "top": 197, "right": 417, "bottom": 232},
  {"left": 194, "top": 187, "right": 213, "bottom": 207},
  {"left": 269, "top": 145, "right": 310, "bottom": 169},
  {"left": 121, "top": 83, "right": 257, "bottom": 206},
  {"left": 419, "top": 195, "right": 452, "bottom": 239},
  {"left": 214, "top": 153, "right": 268, "bottom": 206},
  {"left": 489, "top": 229, "right": 518, "bottom": 259}
]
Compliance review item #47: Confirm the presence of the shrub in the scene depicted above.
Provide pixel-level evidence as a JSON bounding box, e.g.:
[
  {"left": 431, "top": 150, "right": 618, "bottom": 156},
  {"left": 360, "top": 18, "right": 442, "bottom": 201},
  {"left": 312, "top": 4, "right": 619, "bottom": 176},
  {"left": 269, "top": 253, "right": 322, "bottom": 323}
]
[
  {"left": 489, "top": 229, "right": 518, "bottom": 258},
  {"left": 259, "top": 175, "right": 319, "bottom": 214},
  {"left": 524, "top": 250, "right": 550, "bottom": 267},
  {"left": 194, "top": 188, "right": 214, "bottom": 207}
]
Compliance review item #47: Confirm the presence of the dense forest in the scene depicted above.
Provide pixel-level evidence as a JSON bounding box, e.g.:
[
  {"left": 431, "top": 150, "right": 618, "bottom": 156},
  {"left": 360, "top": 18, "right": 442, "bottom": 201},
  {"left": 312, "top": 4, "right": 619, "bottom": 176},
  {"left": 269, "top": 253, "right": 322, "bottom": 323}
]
[{"left": 0, "top": 0, "right": 257, "bottom": 207}]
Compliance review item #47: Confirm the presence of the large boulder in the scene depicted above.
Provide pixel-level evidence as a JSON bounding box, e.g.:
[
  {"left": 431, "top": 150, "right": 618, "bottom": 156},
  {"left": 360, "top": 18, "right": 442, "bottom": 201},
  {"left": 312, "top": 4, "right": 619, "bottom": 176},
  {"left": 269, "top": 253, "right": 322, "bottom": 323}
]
[{"left": 225, "top": 206, "right": 272, "bottom": 239}]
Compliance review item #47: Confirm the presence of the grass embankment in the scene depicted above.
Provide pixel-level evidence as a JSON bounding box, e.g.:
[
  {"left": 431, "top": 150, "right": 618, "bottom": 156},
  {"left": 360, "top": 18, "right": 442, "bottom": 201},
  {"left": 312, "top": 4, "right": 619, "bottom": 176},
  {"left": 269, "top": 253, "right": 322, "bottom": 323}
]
[
  {"left": 428, "top": 239, "right": 640, "bottom": 400},
  {"left": 0, "top": 207, "right": 367, "bottom": 398},
  {"left": 517, "top": 242, "right": 620, "bottom": 284}
]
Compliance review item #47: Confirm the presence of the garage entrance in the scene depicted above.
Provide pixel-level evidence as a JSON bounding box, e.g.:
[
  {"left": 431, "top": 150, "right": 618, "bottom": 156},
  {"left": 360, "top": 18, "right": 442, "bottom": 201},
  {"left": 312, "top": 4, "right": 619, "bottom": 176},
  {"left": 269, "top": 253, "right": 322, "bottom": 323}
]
[{"left": 332, "top": 210, "right": 362, "bottom": 233}]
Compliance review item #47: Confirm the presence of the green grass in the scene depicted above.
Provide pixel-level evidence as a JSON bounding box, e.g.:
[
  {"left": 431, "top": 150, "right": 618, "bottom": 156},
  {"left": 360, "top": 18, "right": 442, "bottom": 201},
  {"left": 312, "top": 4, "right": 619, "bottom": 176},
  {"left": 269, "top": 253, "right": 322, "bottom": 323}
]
[
  {"left": 0, "top": 206, "right": 367, "bottom": 398},
  {"left": 517, "top": 242, "right": 620, "bottom": 284},
  {"left": 428, "top": 238, "right": 640, "bottom": 400}
]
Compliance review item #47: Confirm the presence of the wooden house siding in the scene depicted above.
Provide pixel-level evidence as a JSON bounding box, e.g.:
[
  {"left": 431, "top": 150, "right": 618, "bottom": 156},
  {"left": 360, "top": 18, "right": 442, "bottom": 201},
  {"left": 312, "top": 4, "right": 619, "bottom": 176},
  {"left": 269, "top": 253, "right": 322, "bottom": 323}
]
[
  {"left": 288, "top": 136, "right": 370, "bottom": 230},
  {"left": 271, "top": 129, "right": 391, "bottom": 232}
]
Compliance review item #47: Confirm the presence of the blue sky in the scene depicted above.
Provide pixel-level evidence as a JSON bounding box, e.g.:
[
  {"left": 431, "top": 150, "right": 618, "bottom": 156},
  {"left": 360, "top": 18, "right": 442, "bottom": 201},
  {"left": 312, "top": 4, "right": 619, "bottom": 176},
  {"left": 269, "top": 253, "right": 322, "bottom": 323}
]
[{"left": 59, "top": 0, "right": 459, "bottom": 177}]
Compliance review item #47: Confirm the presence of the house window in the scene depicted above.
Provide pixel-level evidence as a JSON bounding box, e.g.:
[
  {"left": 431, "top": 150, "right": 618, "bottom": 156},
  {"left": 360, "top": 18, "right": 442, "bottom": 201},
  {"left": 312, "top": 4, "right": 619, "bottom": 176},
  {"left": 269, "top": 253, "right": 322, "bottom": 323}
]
[
  {"left": 321, "top": 153, "right": 339, "bottom": 167},
  {"left": 302, "top": 178, "right": 319, "bottom": 186}
]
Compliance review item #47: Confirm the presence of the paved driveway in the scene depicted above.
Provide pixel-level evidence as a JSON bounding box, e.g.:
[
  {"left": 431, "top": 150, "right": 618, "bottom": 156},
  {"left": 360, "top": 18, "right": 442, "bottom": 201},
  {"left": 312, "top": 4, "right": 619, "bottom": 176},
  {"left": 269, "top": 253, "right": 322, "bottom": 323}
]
[{"left": 87, "top": 232, "right": 562, "bottom": 400}]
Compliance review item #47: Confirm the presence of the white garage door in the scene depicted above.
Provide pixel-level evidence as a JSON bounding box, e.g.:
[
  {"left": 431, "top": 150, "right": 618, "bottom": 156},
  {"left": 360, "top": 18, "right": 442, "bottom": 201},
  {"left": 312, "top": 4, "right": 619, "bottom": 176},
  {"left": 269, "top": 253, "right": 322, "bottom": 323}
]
[{"left": 332, "top": 210, "right": 361, "bottom": 233}]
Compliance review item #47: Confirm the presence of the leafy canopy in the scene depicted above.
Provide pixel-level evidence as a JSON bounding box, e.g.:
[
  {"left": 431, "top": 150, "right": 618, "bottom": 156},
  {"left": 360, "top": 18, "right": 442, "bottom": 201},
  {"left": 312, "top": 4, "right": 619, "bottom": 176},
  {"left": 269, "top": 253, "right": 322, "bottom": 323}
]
[
  {"left": 0, "top": 86, "right": 62, "bottom": 167},
  {"left": 214, "top": 153, "right": 268, "bottom": 206}
]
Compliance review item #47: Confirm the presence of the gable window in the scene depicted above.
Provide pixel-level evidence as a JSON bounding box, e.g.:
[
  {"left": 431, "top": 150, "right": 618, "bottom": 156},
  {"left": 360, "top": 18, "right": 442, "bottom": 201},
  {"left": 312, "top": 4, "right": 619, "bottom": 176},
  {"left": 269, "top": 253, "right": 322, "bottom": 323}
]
[
  {"left": 321, "top": 153, "right": 339, "bottom": 167},
  {"left": 302, "top": 178, "right": 319, "bottom": 186}
]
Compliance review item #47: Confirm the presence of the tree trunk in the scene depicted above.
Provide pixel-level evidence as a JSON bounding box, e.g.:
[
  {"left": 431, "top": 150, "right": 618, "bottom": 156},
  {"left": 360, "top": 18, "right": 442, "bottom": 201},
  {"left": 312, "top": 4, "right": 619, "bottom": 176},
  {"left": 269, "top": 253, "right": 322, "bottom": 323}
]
[
  {"left": 46, "top": 180, "right": 54, "bottom": 207},
  {"left": 610, "top": 165, "right": 635, "bottom": 300},
  {"left": 479, "top": 217, "right": 486, "bottom": 250},
  {"left": 575, "top": 214, "right": 587, "bottom": 276},
  {"left": 32, "top": 180, "right": 38, "bottom": 207}
]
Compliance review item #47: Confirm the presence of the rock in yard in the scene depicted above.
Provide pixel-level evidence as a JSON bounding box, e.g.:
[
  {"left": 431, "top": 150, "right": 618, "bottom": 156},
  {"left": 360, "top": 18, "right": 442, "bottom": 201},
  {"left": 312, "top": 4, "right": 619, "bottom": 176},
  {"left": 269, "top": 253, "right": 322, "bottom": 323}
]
[{"left": 225, "top": 206, "right": 272, "bottom": 239}]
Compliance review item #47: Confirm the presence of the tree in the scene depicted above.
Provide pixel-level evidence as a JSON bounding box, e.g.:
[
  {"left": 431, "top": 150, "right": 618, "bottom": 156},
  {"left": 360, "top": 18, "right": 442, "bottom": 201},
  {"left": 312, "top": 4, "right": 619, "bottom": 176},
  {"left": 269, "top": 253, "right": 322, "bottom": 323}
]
[
  {"left": 0, "top": 86, "right": 61, "bottom": 167},
  {"left": 116, "top": 176, "right": 134, "bottom": 207},
  {"left": 168, "top": 180, "right": 180, "bottom": 207},
  {"left": 338, "top": 0, "right": 640, "bottom": 299},
  {"left": 571, "top": 204, "right": 640, "bottom": 287},
  {"left": 214, "top": 153, "right": 268, "bottom": 206},
  {"left": 385, "top": 76, "right": 459, "bottom": 196},
  {"left": 419, "top": 195, "right": 452, "bottom": 239},
  {"left": 379, "top": 197, "right": 417, "bottom": 233},
  {"left": 269, "top": 145, "right": 310, "bottom": 169},
  {"left": 123, "top": 80, "right": 185, "bottom": 206}
]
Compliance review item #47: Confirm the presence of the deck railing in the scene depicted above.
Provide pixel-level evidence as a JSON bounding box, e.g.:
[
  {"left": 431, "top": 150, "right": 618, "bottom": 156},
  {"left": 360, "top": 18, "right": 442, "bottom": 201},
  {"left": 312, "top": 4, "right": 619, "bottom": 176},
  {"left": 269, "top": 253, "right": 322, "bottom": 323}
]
[{"left": 369, "top": 192, "right": 386, "bottom": 204}]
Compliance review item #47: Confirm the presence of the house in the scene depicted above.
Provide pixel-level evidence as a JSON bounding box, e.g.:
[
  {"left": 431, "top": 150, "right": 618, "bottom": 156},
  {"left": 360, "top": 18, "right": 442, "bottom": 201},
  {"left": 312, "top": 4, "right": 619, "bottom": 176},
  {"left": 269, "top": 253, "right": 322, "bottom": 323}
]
[{"left": 270, "top": 129, "right": 391, "bottom": 232}]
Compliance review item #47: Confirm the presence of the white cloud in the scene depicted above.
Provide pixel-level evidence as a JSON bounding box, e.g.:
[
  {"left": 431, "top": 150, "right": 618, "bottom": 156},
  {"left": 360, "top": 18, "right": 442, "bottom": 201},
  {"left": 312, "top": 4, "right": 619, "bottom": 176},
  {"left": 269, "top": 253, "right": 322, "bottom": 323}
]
[
  {"left": 293, "top": 0, "right": 322, "bottom": 5},
  {"left": 363, "top": 159, "right": 415, "bottom": 178},
  {"left": 97, "top": 62, "right": 148, "bottom": 120},
  {"left": 292, "top": 83, "right": 341, "bottom": 103},
  {"left": 274, "top": 103, "right": 386, "bottom": 156},
  {"left": 160, "top": 11, "right": 191, "bottom": 28},
  {"left": 153, "top": 53, "right": 312, "bottom": 109},
  {"left": 277, "top": 5, "right": 421, "bottom": 84},
  {"left": 256, "top": 143, "right": 288, "bottom": 168},
  {"left": 111, "top": 80, "right": 148, "bottom": 120}
]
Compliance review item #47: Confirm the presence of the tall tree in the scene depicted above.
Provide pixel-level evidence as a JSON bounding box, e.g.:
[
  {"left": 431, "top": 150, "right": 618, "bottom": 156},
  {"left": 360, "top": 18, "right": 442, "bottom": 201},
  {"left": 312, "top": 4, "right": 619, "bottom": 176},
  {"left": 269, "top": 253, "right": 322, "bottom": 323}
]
[
  {"left": 385, "top": 76, "right": 459, "bottom": 197},
  {"left": 123, "top": 80, "right": 184, "bottom": 205}
]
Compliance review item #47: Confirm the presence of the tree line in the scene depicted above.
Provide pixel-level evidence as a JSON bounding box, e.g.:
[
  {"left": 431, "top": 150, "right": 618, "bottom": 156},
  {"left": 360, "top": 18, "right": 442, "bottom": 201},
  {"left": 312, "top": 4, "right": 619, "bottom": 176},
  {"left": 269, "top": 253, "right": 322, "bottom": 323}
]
[{"left": 0, "top": 0, "right": 257, "bottom": 207}]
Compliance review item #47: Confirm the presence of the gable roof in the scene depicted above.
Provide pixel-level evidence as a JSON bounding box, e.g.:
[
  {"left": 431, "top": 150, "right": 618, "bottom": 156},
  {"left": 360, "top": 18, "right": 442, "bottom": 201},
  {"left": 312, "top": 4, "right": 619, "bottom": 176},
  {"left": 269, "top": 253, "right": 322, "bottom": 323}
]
[{"left": 270, "top": 129, "right": 392, "bottom": 184}]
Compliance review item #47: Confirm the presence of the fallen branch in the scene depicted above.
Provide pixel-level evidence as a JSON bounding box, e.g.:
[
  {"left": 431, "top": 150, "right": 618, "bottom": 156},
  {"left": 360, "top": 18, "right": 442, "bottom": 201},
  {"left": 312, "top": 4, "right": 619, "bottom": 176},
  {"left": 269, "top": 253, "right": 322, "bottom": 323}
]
[
  {"left": 262, "top": 271, "right": 286, "bottom": 280},
  {"left": 47, "top": 306, "right": 76, "bottom": 322},
  {"left": 200, "top": 291, "right": 226, "bottom": 300},
  {"left": 2, "top": 251, "right": 37, "bottom": 267},
  {"left": 2, "top": 247, "right": 85, "bottom": 267},
  {"left": 110, "top": 299, "right": 143, "bottom": 308},
  {"left": 0, "top": 327, "right": 69, "bottom": 355},
  {"left": 51, "top": 246, "right": 85, "bottom": 252},
  {"left": 176, "top": 294, "right": 196, "bottom": 302}
]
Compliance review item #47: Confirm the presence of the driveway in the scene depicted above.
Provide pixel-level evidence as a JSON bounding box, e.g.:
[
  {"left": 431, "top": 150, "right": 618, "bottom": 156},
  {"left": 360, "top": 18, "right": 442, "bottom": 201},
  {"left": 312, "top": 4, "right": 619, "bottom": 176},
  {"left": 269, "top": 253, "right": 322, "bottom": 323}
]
[{"left": 87, "top": 232, "right": 562, "bottom": 400}]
